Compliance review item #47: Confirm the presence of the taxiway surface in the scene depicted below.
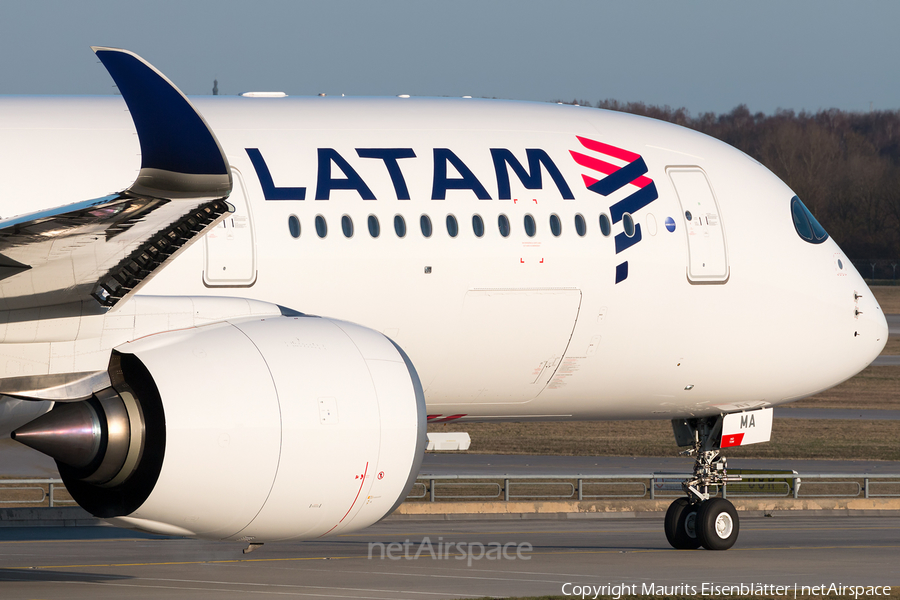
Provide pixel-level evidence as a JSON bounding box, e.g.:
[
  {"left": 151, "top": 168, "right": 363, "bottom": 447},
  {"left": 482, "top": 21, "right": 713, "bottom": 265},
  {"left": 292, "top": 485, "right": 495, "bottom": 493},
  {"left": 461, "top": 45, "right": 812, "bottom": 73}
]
[{"left": 0, "top": 515, "right": 897, "bottom": 599}]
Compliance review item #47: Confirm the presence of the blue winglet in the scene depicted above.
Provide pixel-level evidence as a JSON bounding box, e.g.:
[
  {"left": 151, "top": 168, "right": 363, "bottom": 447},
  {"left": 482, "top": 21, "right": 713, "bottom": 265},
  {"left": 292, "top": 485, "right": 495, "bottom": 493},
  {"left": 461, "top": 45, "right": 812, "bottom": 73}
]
[{"left": 92, "top": 47, "right": 231, "bottom": 199}]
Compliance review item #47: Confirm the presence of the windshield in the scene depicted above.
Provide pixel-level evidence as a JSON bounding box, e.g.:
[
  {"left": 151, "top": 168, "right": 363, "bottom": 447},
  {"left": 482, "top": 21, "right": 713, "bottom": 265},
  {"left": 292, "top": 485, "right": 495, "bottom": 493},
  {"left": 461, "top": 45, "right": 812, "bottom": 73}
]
[{"left": 790, "top": 196, "right": 828, "bottom": 244}]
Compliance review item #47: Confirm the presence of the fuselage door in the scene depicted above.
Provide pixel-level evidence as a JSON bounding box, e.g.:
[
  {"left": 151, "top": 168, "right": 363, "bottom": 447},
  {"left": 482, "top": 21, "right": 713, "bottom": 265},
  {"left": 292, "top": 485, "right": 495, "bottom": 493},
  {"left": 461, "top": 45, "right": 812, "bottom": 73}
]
[
  {"left": 667, "top": 167, "right": 729, "bottom": 283},
  {"left": 204, "top": 167, "right": 257, "bottom": 287}
]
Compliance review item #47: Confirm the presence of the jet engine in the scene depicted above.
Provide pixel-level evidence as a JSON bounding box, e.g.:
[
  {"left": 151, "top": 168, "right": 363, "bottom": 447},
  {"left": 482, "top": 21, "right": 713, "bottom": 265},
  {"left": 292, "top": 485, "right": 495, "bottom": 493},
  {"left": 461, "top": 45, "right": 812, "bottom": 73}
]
[{"left": 13, "top": 314, "right": 426, "bottom": 541}]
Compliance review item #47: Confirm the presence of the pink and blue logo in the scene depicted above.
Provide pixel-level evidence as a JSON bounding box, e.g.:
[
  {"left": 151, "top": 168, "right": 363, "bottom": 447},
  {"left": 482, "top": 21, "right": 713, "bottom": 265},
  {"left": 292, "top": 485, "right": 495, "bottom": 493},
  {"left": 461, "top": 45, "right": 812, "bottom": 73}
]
[{"left": 570, "top": 136, "right": 659, "bottom": 283}]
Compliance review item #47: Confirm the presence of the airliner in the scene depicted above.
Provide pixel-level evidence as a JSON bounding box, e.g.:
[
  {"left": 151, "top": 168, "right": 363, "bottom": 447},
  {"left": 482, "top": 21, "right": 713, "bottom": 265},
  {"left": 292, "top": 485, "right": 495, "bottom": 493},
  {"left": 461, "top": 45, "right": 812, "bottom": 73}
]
[{"left": 0, "top": 48, "right": 887, "bottom": 551}]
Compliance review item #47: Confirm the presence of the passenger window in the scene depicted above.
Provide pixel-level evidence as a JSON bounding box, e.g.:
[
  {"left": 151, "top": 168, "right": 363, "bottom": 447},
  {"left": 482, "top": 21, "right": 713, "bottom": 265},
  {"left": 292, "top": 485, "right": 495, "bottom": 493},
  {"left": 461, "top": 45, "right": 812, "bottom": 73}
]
[
  {"left": 288, "top": 215, "right": 300, "bottom": 238},
  {"left": 368, "top": 214, "right": 380, "bottom": 238},
  {"left": 791, "top": 196, "right": 828, "bottom": 243},
  {"left": 575, "top": 213, "right": 586, "bottom": 237},
  {"left": 599, "top": 213, "right": 611, "bottom": 237},
  {"left": 623, "top": 213, "right": 635, "bottom": 238},
  {"left": 550, "top": 214, "right": 561, "bottom": 237},
  {"left": 524, "top": 214, "right": 536, "bottom": 237},
  {"left": 341, "top": 215, "right": 354, "bottom": 238},
  {"left": 498, "top": 214, "right": 511, "bottom": 237},
  {"left": 394, "top": 214, "right": 406, "bottom": 238},
  {"left": 446, "top": 214, "right": 459, "bottom": 237},
  {"left": 472, "top": 214, "right": 485, "bottom": 237},
  {"left": 315, "top": 215, "right": 327, "bottom": 238},
  {"left": 420, "top": 214, "right": 433, "bottom": 238}
]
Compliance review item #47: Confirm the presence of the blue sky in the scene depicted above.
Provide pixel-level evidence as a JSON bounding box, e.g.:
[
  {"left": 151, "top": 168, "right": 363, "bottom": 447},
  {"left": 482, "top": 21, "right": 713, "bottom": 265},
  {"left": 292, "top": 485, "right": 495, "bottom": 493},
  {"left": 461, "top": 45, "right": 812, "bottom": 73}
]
[{"left": 1, "top": 0, "right": 898, "bottom": 115}]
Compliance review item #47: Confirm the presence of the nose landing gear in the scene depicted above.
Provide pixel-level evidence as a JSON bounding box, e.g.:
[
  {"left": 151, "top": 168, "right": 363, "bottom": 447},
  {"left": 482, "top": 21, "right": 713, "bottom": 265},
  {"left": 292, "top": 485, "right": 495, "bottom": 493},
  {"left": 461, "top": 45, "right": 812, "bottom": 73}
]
[{"left": 664, "top": 415, "right": 741, "bottom": 550}]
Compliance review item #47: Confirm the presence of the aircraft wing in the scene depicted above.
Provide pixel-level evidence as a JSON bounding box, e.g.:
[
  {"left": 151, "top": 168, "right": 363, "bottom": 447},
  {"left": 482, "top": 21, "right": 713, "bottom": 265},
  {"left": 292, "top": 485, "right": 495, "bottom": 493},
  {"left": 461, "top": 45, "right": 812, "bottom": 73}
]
[{"left": 0, "top": 47, "right": 232, "bottom": 314}]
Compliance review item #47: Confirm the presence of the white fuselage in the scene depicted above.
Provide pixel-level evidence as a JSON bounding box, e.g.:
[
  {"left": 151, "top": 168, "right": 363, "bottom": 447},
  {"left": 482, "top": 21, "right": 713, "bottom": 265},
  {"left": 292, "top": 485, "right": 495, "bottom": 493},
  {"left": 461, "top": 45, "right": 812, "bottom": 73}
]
[{"left": 0, "top": 95, "right": 887, "bottom": 421}]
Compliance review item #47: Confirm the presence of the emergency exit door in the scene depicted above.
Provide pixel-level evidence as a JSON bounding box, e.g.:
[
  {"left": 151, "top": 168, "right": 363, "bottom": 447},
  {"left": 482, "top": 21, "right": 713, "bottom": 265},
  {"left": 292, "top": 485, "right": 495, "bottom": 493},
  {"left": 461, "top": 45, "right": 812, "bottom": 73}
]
[
  {"left": 668, "top": 168, "right": 729, "bottom": 283},
  {"left": 204, "top": 168, "right": 257, "bottom": 287}
]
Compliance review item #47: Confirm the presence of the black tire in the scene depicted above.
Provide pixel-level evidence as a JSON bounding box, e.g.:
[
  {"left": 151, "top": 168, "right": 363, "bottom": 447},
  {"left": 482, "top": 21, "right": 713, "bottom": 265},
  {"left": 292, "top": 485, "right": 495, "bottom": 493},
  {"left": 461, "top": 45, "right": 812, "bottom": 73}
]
[
  {"left": 696, "top": 498, "right": 739, "bottom": 550},
  {"left": 664, "top": 498, "right": 701, "bottom": 549}
]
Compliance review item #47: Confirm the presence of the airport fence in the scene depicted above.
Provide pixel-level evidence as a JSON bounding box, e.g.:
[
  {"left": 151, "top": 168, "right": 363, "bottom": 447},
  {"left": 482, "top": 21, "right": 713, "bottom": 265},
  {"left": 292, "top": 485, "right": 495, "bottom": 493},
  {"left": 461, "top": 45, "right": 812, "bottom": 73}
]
[
  {"left": 2, "top": 473, "right": 900, "bottom": 508},
  {"left": 0, "top": 478, "right": 75, "bottom": 508},
  {"left": 406, "top": 473, "right": 900, "bottom": 503}
]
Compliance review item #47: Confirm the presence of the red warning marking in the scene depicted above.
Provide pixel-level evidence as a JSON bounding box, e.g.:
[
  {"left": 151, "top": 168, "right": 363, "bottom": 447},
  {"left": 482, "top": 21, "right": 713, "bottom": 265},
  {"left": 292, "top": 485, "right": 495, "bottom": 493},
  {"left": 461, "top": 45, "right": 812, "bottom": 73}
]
[
  {"left": 427, "top": 414, "right": 442, "bottom": 420},
  {"left": 720, "top": 433, "right": 745, "bottom": 448},
  {"left": 377, "top": 471, "right": 385, "bottom": 480},
  {"left": 532, "top": 198, "right": 538, "bottom": 204},
  {"left": 319, "top": 461, "right": 369, "bottom": 537},
  {"left": 540, "top": 258, "right": 544, "bottom": 264},
  {"left": 513, "top": 198, "right": 518, "bottom": 204},
  {"left": 339, "top": 465, "right": 367, "bottom": 522},
  {"left": 430, "top": 414, "right": 466, "bottom": 423},
  {"left": 520, "top": 258, "right": 524, "bottom": 263}
]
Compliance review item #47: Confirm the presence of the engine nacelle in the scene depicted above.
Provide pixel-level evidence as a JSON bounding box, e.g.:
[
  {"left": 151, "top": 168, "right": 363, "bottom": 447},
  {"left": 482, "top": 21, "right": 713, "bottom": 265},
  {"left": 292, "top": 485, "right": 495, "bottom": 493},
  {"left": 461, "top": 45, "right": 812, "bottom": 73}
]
[{"left": 27, "top": 315, "right": 425, "bottom": 541}]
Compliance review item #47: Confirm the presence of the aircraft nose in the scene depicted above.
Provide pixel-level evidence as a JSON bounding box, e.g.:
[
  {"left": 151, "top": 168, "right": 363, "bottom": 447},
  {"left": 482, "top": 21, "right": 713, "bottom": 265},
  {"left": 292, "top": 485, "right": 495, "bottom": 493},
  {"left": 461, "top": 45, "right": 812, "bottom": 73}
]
[{"left": 854, "top": 287, "right": 888, "bottom": 365}]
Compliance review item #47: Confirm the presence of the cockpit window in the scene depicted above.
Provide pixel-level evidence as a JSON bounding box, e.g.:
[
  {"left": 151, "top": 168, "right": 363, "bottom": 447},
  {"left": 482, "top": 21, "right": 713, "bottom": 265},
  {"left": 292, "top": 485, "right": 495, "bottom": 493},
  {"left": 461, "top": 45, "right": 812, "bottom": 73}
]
[{"left": 790, "top": 196, "right": 828, "bottom": 244}]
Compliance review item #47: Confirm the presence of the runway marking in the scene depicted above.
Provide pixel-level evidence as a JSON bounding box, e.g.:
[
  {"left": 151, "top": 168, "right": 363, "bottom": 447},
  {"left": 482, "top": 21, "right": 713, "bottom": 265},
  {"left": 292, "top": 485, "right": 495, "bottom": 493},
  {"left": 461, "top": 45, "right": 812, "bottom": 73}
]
[
  {"left": 337, "top": 528, "right": 665, "bottom": 537},
  {"left": 6, "top": 543, "right": 900, "bottom": 572},
  {"left": 741, "top": 526, "right": 900, "bottom": 532},
  {"left": 0, "top": 578, "right": 458, "bottom": 599},
  {"left": 0, "top": 537, "right": 176, "bottom": 545},
  {"left": 3, "top": 555, "right": 360, "bottom": 570},
  {"left": 336, "top": 525, "right": 900, "bottom": 537},
  {"left": 1, "top": 524, "right": 896, "bottom": 547},
  {"left": 137, "top": 573, "right": 550, "bottom": 590},
  {"left": 0, "top": 568, "right": 562, "bottom": 597},
  {"left": 264, "top": 564, "right": 569, "bottom": 582},
  {"left": 148, "top": 576, "right": 473, "bottom": 595},
  {"left": 515, "top": 543, "right": 900, "bottom": 556}
]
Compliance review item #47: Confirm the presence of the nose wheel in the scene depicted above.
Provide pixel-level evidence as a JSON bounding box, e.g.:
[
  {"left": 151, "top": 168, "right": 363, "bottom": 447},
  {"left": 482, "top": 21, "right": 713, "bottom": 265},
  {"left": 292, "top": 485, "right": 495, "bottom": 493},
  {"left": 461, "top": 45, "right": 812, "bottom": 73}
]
[
  {"left": 665, "top": 415, "right": 743, "bottom": 550},
  {"left": 696, "top": 498, "right": 739, "bottom": 550},
  {"left": 664, "top": 497, "right": 701, "bottom": 549},
  {"left": 664, "top": 497, "right": 739, "bottom": 550}
]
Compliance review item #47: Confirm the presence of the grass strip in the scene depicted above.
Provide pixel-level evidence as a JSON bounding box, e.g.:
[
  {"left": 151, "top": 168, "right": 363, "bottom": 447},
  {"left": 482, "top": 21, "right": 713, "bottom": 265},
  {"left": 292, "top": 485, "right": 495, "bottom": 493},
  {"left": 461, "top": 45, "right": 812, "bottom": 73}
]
[{"left": 429, "top": 419, "right": 900, "bottom": 461}]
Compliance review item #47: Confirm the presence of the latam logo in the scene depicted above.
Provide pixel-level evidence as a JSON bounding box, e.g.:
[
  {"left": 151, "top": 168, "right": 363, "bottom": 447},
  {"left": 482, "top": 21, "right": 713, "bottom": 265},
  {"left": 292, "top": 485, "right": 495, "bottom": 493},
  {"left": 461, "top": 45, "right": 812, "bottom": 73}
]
[
  {"left": 246, "top": 147, "right": 574, "bottom": 202},
  {"left": 246, "top": 139, "right": 657, "bottom": 285},
  {"left": 570, "top": 136, "right": 659, "bottom": 284}
]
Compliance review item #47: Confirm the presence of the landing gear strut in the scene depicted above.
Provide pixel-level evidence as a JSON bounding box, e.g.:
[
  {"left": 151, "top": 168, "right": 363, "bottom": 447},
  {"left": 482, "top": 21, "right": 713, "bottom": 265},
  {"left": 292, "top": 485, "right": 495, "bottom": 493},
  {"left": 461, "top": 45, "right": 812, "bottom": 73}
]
[{"left": 664, "top": 415, "right": 741, "bottom": 550}]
